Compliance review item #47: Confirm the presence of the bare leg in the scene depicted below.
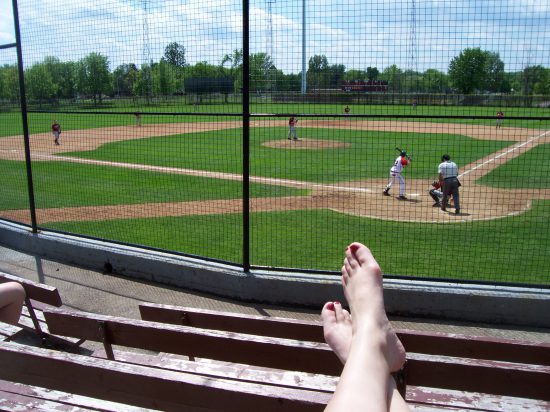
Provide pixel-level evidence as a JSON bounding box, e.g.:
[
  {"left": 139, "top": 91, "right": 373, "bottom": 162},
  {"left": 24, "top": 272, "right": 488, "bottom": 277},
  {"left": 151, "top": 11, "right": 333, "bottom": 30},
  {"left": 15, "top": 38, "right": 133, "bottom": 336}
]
[
  {"left": 324, "top": 242, "right": 408, "bottom": 412},
  {"left": 321, "top": 301, "right": 409, "bottom": 411},
  {"left": 0, "top": 282, "right": 26, "bottom": 325}
]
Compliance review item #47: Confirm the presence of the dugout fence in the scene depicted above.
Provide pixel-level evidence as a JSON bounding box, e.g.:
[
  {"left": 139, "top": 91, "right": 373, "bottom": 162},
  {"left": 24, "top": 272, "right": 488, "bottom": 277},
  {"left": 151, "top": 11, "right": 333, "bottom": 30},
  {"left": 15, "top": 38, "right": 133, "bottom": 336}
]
[{"left": 1, "top": 0, "right": 549, "bottom": 288}]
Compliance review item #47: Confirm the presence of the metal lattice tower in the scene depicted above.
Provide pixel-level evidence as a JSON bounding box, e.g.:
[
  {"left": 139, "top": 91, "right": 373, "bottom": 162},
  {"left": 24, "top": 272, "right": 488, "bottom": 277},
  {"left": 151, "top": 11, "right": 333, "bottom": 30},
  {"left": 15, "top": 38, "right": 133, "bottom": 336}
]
[
  {"left": 407, "top": 0, "right": 418, "bottom": 90},
  {"left": 266, "top": 0, "right": 275, "bottom": 61},
  {"left": 142, "top": 0, "right": 152, "bottom": 101},
  {"left": 266, "top": 0, "right": 275, "bottom": 92}
]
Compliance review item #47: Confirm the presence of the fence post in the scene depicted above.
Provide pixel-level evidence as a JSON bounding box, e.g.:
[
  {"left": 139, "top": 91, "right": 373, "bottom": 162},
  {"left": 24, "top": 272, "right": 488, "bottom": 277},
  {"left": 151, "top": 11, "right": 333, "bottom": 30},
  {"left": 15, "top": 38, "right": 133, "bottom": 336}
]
[
  {"left": 12, "top": 0, "right": 38, "bottom": 233},
  {"left": 242, "top": 0, "right": 250, "bottom": 272}
]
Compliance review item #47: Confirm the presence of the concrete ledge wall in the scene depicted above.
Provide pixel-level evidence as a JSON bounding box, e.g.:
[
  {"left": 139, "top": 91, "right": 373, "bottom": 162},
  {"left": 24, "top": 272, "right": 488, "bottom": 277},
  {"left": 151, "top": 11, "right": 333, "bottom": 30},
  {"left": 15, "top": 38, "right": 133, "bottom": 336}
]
[{"left": 1, "top": 220, "right": 549, "bottom": 328}]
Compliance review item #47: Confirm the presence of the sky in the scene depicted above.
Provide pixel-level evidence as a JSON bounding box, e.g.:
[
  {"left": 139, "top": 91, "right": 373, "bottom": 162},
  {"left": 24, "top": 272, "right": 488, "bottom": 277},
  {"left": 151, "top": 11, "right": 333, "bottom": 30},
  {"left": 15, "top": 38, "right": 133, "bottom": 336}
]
[{"left": 1, "top": 0, "right": 549, "bottom": 74}]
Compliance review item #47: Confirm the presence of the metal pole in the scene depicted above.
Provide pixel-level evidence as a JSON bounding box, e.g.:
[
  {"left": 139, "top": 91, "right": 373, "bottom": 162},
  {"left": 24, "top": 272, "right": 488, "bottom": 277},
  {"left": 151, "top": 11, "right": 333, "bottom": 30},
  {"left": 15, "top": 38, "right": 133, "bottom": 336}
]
[
  {"left": 242, "top": 0, "right": 250, "bottom": 272},
  {"left": 12, "top": 0, "right": 38, "bottom": 232},
  {"left": 301, "top": 0, "right": 307, "bottom": 94}
]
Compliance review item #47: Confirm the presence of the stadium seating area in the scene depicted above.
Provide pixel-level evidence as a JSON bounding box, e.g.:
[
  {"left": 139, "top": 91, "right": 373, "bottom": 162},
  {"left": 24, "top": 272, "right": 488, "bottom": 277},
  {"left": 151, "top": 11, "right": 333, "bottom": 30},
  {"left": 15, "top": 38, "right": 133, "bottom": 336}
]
[{"left": 1, "top": 271, "right": 549, "bottom": 411}]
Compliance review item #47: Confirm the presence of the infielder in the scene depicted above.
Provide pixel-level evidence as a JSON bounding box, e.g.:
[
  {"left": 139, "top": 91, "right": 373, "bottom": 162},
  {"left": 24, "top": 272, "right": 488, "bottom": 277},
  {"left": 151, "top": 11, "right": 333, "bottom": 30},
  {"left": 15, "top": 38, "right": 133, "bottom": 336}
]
[
  {"left": 383, "top": 151, "right": 409, "bottom": 200},
  {"left": 287, "top": 116, "right": 299, "bottom": 140},
  {"left": 496, "top": 110, "right": 504, "bottom": 128},
  {"left": 51, "top": 120, "right": 61, "bottom": 145}
]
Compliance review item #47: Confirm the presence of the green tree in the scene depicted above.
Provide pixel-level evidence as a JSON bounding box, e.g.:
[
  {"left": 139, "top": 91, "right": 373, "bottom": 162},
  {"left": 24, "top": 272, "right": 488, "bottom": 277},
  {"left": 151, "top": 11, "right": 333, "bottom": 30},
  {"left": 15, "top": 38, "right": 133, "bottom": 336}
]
[
  {"left": 483, "top": 52, "right": 506, "bottom": 92},
  {"left": 248, "top": 53, "right": 276, "bottom": 92},
  {"left": 449, "top": 48, "right": 509, "bottom": 95},
  {"left": 274, "top": 70, "right": 300, "bottom": 91},
  {"left": 307, "top": 54, "right": 329, "bottom": 89},
  {"left": 381, "top": 64, "right": 403, "bottom": 92},
  {"left": 163, "top": 42, "right": 186, "bottom": 68},
  {"left": 521, "top": 65, "right": 547, "bottom": 95},
  {"left": 329, "top": 64, "right": 346, "bottom": 88},
  {"left": 420, "top": 69, "right": 449, "bottom": 93},
  {"left": 532, "top": 68, "right": 550, "bottom": 95},
  {"left": 153, "top": 58, "right": 177, "bottom": 96},
  {"left": 112, "top": 63, "right": 139, "bottom": 97},
  {"left": 366, "top": 67, "right": 379, "bottom": 81},
  {"left": 42, "top": 56, "right": 77, "bottom": 99},
  {"left": 221, "top": 49, "right": 243, "bottom": 92},
  {"left": 133, "top": 63, "right": 153, "bottom": 100},
  {"left": 186, "top": 61, "right": 225, "bottom": 78},
  {"left": 76, "top": 52, "right": 111, "bottom": 104},
  {"left": 0, "top": 64, "right": 20, "bottom": 102},
  {"left": 343, "top": 69, "right": 368, "bottom": 81},
  {"left": 25, "top": 63, "right": 57, "bottom": 104}
]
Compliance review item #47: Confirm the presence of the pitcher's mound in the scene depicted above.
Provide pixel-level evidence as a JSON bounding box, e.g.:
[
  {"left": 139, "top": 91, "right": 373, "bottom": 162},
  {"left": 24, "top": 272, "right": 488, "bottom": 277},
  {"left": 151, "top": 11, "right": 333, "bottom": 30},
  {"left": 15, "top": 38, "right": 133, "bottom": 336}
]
[{"left": 264, "top": 138, "right": 350, "bottom": 150}]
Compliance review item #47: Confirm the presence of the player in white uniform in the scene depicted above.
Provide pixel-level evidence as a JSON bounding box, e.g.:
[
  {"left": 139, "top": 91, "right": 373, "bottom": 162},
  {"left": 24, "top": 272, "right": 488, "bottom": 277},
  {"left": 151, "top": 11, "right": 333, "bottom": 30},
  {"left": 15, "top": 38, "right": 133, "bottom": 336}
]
[{"left": 383, "top": 151, "right": 409, "bottom": 199}]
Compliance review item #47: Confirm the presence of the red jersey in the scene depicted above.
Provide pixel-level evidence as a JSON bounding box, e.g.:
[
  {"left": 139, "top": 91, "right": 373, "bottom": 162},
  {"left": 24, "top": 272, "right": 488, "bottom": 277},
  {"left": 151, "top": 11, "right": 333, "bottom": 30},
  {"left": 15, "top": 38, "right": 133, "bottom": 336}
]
[
  {"left": 288, "top": 117, "right": 297, "bottom": 126},
  {"left": 52, "top": 123, "right": 61, "bottom": 132}
]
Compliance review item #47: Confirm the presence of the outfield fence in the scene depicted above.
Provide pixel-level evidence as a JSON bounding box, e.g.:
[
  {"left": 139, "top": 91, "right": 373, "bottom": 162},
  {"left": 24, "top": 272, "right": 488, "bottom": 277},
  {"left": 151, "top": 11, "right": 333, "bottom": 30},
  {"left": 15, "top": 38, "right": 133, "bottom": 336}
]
[{"left": 1, "top": 0, "right": 550, "bottom": 287}]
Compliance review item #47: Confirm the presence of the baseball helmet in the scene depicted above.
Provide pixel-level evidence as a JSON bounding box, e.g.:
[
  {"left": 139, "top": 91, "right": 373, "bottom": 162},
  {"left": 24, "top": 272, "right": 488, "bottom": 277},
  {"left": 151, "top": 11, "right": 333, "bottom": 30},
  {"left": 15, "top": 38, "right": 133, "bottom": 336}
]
[{"left": 401, "top": 151, "right": 407, "bottom": 157}]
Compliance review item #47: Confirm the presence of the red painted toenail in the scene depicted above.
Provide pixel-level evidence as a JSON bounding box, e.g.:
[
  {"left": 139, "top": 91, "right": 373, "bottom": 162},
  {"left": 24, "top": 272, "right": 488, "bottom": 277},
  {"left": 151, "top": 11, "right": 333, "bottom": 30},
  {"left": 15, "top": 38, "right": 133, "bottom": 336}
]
[
  {"left": 327, "top": 302, "right": 335, "bottom": 310},
  {"left": 349, "top": 244, "right": 359, "bottom": 253},
  {"left": 334, "top": 301, "right": 341, "bottom": 305}
]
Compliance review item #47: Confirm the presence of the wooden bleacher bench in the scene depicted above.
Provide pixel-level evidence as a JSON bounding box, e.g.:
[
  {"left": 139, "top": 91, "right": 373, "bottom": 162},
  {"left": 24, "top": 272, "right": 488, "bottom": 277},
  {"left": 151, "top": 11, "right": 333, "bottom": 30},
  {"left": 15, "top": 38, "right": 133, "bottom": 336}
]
[
  {"left": 0, "top": 271, "right": 82, "bottom": 346},
  {"left": 43, "top": 307, "right": 342, "bottom": 376},
  {"left": 0, "top": 378, "right": 150, "bottom": 412},
  {"left": 138, "top": 302, "right": 550, "bottom": 410},
  {"left": 0, "top": 341, "right": 329, "bottom": 411},
  {"left": 138, "top": 302, "right": 550, "bottom": 365}
]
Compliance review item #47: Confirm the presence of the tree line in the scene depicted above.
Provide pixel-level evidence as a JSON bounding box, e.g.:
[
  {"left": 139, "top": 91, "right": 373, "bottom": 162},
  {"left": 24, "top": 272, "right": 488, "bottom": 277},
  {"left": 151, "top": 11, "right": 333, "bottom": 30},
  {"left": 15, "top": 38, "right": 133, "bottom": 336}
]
[{"left": 0, "top": 42, "right": 549, "bottom": 104}]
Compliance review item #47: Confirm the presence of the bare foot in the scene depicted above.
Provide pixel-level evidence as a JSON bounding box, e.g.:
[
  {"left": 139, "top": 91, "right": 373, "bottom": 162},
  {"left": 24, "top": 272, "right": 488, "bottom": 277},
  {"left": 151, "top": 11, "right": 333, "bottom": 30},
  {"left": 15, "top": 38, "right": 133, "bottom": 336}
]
[
  {"left": 321, "top": 301, "right": 352, "bottom": 364},
  {"left": 341, "top": 242, "right": 406, "bottom": 372}
]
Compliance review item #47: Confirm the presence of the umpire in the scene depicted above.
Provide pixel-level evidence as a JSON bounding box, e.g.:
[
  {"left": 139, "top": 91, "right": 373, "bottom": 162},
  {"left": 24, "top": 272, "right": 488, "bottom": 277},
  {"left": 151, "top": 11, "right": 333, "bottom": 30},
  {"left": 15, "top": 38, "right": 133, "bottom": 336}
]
[{"left": 438, "top": 154, "right": 461, "bottom": 214}]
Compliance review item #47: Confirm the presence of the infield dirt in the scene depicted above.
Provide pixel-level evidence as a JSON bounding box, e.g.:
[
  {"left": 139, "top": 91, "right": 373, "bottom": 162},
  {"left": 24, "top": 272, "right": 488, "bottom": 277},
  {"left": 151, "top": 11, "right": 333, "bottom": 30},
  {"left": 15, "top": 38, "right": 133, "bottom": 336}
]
[{"left": 1, "top": 119, "right": 549, "bottom": 225}]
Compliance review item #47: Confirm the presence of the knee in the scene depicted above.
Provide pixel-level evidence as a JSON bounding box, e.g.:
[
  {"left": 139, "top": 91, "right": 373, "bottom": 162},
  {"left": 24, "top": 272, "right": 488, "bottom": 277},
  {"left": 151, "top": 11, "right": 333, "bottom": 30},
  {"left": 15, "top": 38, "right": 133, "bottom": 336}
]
[{"left": 1, "top": 282, "right": 26, "bottom": 304}]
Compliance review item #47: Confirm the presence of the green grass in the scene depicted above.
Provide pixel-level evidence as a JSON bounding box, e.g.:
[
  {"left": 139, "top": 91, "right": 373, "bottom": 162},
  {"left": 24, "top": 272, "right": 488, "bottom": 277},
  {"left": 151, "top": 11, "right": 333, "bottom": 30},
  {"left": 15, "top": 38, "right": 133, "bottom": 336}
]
[
  {"left": 61, "top": 127, "right": 514, "bottom": 183},
  {"left": 477, "top": 143, "right": 550, "bottom": 189},
  {"left": 46, "top": 202, "right": 550, "bottom": 285},
  {"left": 0, "top": 159, "right": 306, "bottom": 210},
  {"left": 1, "top": 103, "right": 548, "bottom": 137}
]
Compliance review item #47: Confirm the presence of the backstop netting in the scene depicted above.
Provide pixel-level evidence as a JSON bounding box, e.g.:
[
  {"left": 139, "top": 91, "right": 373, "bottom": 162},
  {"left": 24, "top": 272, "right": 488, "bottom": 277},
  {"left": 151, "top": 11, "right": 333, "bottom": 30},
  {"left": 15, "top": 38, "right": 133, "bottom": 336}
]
[{"left": 1, "top": 0, "right": 549, "bottom": 286}]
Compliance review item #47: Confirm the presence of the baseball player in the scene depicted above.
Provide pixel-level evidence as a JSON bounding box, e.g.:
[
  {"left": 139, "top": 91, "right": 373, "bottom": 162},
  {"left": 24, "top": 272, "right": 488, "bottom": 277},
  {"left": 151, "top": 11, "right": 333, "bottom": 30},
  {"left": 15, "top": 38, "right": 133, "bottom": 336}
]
[
  {"left": 344, "top": 105, "right": 350, "bottom": 118},
  {"left": 429, "top": 179, "right": 454, "bottom": 207},
  {"left": 287, "top": 116, "right": 299, "bottom": 140},
  {"left": 383, "top": 151, "right": 409, "bottom": 200},
  {"left": 51, "top": 120, "right": 61, "bottom": 145},
  {"left": 496, "top": 110, "right": 504, "bottom": 128}
]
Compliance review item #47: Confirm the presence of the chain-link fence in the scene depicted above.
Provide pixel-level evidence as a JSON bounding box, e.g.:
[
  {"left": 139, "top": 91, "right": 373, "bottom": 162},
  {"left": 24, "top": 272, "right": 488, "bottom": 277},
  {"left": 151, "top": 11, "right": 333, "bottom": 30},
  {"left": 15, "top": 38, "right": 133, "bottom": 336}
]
[{"left": 1, "top": 0, "right": 549, "bottom": 286}]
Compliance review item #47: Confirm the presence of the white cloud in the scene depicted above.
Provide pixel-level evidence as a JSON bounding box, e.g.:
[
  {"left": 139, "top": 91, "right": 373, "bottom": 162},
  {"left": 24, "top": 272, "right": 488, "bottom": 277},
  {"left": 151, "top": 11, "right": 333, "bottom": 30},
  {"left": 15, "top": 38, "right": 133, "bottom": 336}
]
[{"left": 0, "top": 0, "right": 549, "bottom": 74}]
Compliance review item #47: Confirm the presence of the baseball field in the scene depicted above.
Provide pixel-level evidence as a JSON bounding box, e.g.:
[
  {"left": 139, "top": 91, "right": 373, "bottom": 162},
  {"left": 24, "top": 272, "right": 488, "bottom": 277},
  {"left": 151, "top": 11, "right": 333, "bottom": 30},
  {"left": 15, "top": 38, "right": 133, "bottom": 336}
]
[{"left": 1, "top": 104, "right": 549, "bottom": 285}]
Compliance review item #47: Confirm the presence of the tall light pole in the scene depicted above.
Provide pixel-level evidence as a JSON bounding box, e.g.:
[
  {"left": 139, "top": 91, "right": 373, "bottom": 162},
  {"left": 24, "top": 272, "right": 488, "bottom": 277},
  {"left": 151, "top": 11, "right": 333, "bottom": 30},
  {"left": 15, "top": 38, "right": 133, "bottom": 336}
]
[{"left": 301, "top": 0, "right": 307, "bottom": 94}]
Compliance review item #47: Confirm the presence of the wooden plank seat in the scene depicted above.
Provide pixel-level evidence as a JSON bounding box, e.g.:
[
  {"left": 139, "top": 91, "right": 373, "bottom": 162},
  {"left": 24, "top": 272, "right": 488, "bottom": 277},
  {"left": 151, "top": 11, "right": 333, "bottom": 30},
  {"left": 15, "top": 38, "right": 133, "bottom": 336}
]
[
  {"left": 137, "top": 303, "right": 550, "bottom": 404},
  {"left": 138, "top": 302, "right": 550, "bottom": 366},
  {"left": 0, "top": 321, "right": 23, "bottom": 342},
  {"left": 0, "top": 271, "right": 61, "bottom": 336},
  {"left": 0, "top": 378, "right": 150, "bottom": 411},
  {"left": 0, "top": 341, "right": 330, "bottom": 411},
  {"left": 43, "top": 307, "right": 343, "bottom": 376}
]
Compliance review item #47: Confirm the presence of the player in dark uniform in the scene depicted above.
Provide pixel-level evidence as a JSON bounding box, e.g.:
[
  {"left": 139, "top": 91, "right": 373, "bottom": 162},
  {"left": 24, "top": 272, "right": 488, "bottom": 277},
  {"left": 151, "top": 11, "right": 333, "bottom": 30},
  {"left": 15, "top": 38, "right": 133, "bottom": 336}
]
[{"left": 51, "top": 120, "right": 61, "bottom": 145}]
